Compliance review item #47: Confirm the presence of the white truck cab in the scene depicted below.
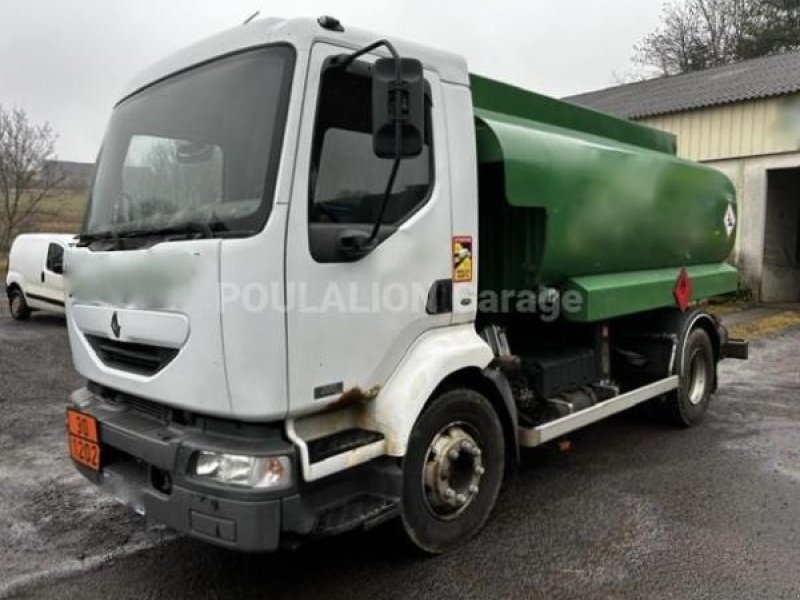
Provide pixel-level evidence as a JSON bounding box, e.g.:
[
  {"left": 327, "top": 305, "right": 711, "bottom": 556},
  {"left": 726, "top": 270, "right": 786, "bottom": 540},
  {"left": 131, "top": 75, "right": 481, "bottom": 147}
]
[
  {"left": 6, "top": 233, "right": 74, "bottom": 320},
  {"left": 64, "top": 16, "right": 746, "bottom": 554}
]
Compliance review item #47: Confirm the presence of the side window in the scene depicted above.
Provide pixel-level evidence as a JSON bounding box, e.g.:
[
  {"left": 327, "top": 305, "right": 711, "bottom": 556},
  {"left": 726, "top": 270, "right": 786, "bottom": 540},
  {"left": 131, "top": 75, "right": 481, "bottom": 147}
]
[
  {"left": 309, "top": 62, "right": 433, "bottom": 230},
  {"left": 46, "top": 243, "right": 64, "bottom": 273}
]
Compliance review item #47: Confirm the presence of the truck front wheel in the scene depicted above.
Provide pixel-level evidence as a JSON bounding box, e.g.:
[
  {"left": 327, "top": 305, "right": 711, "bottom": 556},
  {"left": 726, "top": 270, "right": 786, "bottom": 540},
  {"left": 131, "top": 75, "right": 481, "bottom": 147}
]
[
  {"left": 8, "top": 288, "right": 31, "bottom": 321},
  {"left": 660, "top": 327, "right": 715, "bottom": 427},
  {"left": 401, "top": 388, "right": 505, "bottom": 554}
]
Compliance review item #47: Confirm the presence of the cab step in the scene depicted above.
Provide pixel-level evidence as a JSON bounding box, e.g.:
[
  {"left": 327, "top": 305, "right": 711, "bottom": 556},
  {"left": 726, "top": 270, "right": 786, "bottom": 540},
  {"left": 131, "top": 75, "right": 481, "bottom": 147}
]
[
  {"left": 308, "top": 428, "right": 385, "bottom": 463},
  {"left": 315, "top": 495, "right": 399, "bottom": 536},
  {"left": 294, "top": 427, "right": 388, "bottom": 482}
]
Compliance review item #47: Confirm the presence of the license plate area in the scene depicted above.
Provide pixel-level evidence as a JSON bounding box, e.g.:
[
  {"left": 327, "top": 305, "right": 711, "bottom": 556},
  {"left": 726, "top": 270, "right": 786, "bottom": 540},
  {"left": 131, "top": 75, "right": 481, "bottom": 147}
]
[{"left": 67, "top": 409, "right": 101, "bottom": 471}]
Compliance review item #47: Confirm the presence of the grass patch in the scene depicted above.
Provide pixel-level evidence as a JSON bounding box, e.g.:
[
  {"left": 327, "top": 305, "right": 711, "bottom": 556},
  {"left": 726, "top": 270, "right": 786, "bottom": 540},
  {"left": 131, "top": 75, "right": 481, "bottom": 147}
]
[
  {"left": 703, "top": 291, "right": 756, "bottom": 316},
  {"left": 705, "top": 303, "right": 747, "bottom": 316},
  {"left": 728, "top": 311, "right": 800, "bottom": 340},
  {"left": 707, "top": 303, "right": 745, "bottom": 316},
  {"left": 19, "top": 189, "right": 88, "bottom": 234}
]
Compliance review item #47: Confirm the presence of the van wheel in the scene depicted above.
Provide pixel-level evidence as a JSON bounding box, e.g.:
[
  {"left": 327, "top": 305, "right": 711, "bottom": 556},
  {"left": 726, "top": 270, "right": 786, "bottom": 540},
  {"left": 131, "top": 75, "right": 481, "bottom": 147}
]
[
  {"left": 401, "top": 388, "right": 505, "bottom": 554},
  {"left": 8, "top": 288, "right": 31, "bottom": 321},
  {"left": 660, "top": 328, "right": 714, "bottom": 427}
]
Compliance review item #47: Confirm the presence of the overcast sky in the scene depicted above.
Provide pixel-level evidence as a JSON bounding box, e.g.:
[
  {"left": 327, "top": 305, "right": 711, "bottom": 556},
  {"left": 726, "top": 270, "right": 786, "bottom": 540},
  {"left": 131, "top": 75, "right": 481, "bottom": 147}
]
[{"left": 0, "top": 0, "right": 666, "bottom": 162}]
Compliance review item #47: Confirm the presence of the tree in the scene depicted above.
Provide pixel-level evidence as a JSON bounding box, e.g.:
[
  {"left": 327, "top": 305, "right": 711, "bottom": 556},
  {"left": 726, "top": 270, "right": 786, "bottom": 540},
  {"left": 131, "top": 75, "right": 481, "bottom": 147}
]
[
  {"left": 0, "top": 105, "right": 65, "bottom": 252},
  {"left": 739, "top": 0, "right": 800, "bottom": 57},
  {"left": 635, "top": 0, "right": 800, "bottom": 76}
]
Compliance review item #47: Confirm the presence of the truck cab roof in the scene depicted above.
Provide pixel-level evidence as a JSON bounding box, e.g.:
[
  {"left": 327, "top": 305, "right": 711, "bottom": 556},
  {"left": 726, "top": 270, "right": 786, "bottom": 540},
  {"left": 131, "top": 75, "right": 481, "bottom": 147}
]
[{"left": 120, "top": 16, "right": 470, "bottom": 103}]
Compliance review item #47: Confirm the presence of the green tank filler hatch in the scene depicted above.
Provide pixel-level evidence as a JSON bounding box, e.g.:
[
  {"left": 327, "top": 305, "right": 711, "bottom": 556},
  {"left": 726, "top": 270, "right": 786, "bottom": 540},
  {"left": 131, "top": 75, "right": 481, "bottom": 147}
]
[{"left": 470, "top": 74, "right": 739, "bottom": 322}]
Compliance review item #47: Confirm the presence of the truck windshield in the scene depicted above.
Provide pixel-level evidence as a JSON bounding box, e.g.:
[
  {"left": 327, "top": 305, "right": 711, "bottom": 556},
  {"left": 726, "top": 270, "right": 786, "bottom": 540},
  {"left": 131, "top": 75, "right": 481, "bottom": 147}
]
[{"left": 83, "top": 46, "right": 294, "bottom": 243}]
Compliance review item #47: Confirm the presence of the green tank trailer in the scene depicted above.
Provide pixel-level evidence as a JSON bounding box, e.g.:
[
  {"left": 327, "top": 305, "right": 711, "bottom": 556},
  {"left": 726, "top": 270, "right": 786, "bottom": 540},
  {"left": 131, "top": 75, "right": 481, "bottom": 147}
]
[{"left": 472, "top": 74, "right": 738, "bottom": 321}]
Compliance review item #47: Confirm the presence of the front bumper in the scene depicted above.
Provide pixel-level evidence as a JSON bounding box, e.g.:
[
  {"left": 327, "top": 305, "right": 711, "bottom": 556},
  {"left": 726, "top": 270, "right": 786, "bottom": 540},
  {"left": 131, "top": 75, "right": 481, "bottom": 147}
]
[{"left": 68, "top": 386, "right": 400, "bottom": 552}]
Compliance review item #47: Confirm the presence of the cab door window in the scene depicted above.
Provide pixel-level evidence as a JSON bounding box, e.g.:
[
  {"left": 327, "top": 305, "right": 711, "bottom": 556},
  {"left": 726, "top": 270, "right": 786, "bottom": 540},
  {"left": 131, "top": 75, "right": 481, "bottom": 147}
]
[{"left": 308, "top": 60, "right": 433, "bottom": 261}]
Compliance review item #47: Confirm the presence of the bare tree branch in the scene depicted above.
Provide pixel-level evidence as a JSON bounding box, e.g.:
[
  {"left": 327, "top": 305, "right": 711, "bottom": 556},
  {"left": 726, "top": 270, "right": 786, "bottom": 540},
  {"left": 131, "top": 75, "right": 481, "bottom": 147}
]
[
  {"left": 0, "top": 105, "right": 66, "bottom": 252},
  {"left": 635, "top": 0, "right": 800, "bottom": 76}
]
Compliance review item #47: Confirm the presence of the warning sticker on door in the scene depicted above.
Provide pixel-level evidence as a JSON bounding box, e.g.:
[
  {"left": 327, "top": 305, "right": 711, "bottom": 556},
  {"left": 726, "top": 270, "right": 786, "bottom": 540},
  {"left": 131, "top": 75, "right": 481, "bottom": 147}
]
[
  {"left": 724, "top": 204, "right": 736, "bottom": 238},
  {"left": 452, "top": 236, "right": 473, "bottom": 283}
]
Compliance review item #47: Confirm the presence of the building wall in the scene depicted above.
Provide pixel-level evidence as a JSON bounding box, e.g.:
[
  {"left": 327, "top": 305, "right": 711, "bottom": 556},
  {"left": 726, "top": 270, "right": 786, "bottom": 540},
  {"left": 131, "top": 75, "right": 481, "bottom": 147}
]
[
  {"left": 639, "top": 95, "right": 800, "bottom": 162},
  {"left": 636, "top": 95, "right": 800, "bottom": 300},
  {"left": 699, "top": 152, "right": 800, "bottom": 298}
]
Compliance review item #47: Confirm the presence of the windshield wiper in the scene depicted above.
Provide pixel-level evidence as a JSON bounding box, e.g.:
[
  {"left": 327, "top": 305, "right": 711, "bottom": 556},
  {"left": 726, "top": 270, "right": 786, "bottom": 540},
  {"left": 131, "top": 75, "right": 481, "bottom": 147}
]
[
  {"left": 78, "top": 222, "right": 216, "bottom": 245},
  {"left": 76, "top": 230, "right": 119, "bottom": 247},
  {"left": 116, "top": 221, "right": 216, "bottom": 240}
]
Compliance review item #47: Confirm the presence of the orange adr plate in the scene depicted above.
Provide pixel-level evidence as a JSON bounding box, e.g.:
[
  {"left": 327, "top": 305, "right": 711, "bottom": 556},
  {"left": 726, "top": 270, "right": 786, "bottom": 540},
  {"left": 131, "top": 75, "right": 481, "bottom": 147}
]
[{"left": 67, "top": 409, "right": 100, "bottom": 470}]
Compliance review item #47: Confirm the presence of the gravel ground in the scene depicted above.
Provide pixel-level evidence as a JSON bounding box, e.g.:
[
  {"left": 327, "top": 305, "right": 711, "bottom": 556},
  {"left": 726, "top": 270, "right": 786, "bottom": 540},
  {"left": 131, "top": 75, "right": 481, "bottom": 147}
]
[
  {"left": 0, "top": 307, "right": 172, "bottom": 597},
  {"left": 1, "top": 306, "right": 799, "bottom": 599}
]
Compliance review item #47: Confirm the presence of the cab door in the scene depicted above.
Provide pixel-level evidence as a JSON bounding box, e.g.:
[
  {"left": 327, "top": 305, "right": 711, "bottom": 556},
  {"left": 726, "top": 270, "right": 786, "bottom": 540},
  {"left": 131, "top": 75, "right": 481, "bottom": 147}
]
[{"left": 285, "top": 43, "right": 454, "bottom": 414}]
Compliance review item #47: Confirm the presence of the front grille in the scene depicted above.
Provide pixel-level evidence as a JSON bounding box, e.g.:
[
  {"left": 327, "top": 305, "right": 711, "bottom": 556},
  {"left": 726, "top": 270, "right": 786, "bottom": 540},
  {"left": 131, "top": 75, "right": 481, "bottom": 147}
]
[
  {"left": 115, "top": 394, "right": 171, "bottom": 422},
  {"left": 85, "top": 334, "right": 178, "bottom": 376},
  {"left": 88, "top": 381, "right": 173, "bottom": 423}
]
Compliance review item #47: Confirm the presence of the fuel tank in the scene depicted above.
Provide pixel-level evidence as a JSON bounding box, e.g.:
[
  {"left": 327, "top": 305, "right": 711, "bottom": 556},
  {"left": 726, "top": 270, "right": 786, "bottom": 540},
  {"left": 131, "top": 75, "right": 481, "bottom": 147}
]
[{"left": 471, "top": 75, "right": 737, "bottom": 296}]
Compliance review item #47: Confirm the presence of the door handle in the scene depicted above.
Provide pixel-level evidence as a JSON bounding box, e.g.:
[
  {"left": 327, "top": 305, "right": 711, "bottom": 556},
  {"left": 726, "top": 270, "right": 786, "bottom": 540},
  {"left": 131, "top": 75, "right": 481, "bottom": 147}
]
[
  {"left": 41, "top": 271, "right": 45, "bottom": 283},
  {"left": 426, "top": 279, "right": 452, "bottom": 315}
]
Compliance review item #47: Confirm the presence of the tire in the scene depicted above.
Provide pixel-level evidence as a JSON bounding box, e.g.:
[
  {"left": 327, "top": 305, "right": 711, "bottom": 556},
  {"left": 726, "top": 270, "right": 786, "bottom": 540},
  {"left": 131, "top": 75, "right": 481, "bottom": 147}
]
[
  {"left": 659, "top": 328, "right": 715, "bottom": 427},
  {"left": 400, "top": 388, "right": 505, "bottom": 554},
  {"left": 8, "top": 288, "right": 31, "bottom": 321}
]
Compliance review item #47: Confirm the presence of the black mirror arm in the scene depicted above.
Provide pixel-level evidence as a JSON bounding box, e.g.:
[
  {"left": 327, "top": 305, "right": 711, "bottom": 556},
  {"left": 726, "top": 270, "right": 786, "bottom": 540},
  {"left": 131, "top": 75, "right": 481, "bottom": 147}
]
[
  {"left": 331, "top": 38, "right": 400, "bottom": 70},
  {"left": 367, "top": 149, "right": 401, "bottom": 243},
  {"left": 333, "top": 38, "right": 406, "bottom": 247}
]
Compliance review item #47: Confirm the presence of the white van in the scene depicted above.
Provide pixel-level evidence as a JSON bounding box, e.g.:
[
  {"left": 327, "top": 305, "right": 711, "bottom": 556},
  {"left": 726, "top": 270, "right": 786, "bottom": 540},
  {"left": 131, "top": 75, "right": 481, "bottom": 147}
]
[{"left": 5, "top": 233, "right": 75, "bottom": 320}]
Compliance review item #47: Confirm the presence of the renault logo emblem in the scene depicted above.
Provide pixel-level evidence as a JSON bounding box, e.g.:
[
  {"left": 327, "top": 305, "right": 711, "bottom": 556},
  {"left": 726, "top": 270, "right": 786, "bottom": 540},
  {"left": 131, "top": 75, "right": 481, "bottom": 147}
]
[{"left": 110, "top": 312, "right": 121, "bottom": 338}]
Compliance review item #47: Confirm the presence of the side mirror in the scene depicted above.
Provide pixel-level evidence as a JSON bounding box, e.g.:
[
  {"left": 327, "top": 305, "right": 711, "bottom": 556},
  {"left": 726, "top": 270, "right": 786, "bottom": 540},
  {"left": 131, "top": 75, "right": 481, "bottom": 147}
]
[{"left": 372, "top": 57, "right": 424, "bottom": 159}]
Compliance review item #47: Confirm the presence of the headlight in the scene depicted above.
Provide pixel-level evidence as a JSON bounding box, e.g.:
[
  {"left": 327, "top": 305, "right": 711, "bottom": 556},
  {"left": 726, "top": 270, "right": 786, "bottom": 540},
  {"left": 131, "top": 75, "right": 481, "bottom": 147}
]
[{"left": 192, "top": 451, "right": 291, "bottom": 489}]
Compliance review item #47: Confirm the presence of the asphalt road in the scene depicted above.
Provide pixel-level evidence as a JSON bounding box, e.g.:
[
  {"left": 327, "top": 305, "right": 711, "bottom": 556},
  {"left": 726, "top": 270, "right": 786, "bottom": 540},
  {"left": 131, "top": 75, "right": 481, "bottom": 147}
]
[{"left": 2, "top": 307, "right": 799, "bottom": 599}]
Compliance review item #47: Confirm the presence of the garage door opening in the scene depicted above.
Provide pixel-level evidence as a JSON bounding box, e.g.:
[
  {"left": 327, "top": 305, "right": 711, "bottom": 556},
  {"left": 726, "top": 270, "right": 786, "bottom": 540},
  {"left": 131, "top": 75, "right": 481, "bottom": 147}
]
[{"left": 762, "top": 167, "right": 800, "bottom": 302}]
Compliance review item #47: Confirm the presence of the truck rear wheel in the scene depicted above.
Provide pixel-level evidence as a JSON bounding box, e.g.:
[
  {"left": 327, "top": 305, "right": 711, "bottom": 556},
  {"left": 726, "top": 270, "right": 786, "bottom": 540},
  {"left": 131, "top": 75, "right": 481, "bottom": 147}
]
[
  {"left": 401, "top": 388, "right": 505, "bottom": 554},
  {"left": 8, "top": 288, "right": 31, "bottom": 321},
  {"left": 660, "top": 327, "right": 714, "bottom": 427}
]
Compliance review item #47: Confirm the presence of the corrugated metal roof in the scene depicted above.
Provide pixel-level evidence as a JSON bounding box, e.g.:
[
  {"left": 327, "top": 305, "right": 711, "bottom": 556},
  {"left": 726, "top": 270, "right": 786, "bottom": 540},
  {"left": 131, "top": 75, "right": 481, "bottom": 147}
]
[{"left": 564, "top": 50, "right": 800, "bottom": 119}]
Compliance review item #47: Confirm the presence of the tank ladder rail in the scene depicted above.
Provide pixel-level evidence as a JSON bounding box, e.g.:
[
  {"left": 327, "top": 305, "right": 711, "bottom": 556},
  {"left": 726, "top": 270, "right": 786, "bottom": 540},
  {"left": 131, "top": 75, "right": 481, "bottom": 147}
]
[{"left": 518, "top": 376, "right": 679, "bottom": 447}]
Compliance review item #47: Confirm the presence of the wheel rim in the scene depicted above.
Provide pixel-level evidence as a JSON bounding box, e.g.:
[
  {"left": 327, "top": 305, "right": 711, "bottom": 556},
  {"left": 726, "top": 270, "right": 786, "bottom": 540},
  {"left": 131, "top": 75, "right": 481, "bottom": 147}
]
[
  {"left": 422, "top": 422, "right": 485, "bottom": 520},
  {"left": 687, "top": 349, "right": 708, "bottom": 405},
  {"left": 10, "top": 294, "right": 22, "bottom": 318}
]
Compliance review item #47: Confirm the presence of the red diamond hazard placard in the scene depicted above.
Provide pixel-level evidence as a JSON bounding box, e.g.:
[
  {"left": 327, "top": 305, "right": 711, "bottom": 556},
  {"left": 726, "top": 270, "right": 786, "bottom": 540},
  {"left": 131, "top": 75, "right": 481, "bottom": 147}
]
[{"left": 673, "top": 268, "right": 693, "bottom": 312}]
